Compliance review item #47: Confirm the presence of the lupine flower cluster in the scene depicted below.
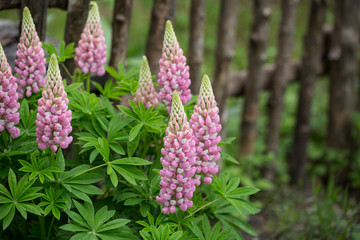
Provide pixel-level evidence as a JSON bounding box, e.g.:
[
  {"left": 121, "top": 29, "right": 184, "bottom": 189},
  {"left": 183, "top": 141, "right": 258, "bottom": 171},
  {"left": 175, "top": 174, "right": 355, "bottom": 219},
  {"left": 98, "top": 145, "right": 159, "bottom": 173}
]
[
  {"left": 155, "top": 22, "right": 223, "bottom": 213},
  {"left": 14, "top": 7, "right": 46, "bottom": 99},
  {"left": 157, "top": 21, "right": 191, "bottom": 113},
  {"left": 134, "top": 56, "right": 158, "bottom": 108},
  {"left": 156, "top": 92, "right": 199, "bottom": 214},
  {"left": 35, "top": 54, "right": 73, "bottom": 152},
  {"left": 190, "top": 75, "right": 221, "bottom": 184},
  {"left": 75, "top": 1, "right": 107, "bottom": 76},
  {"left": 0, "top": 44, "right": 20, "bottom": 138}
]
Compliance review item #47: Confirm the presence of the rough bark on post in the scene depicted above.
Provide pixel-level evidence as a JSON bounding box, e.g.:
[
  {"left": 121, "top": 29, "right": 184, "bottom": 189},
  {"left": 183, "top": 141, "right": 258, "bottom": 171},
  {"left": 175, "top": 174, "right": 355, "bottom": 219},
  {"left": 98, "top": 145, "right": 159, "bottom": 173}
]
[
  {"left": 239, "top": 0, "right": 272, "bottom": 155},
  {"left": 109, "top": 0, "right": 133, "bottom": 68},
  {"left": 266, "top": 0, "right": 298, "bottom": 152},
  {"left": 327, "top": 0, "right": 359, "bottom": 149},
  {"left": 20, "top": 0, "right": 48, "bottom": 41},
  {"left": 63, "top": 0, "right": 90, "bottom": 79},
  {"left": 188, "top": 0, "right": 206, "bottom": 93},
  {"left": 213, "top": 0, "right": 239, "bottom": 115},
  {"left": 145, "top": 0, "right": 173, "bottom": 74},
  {"left": 290, "top": 0, "right": 327, "bottom": 183}
]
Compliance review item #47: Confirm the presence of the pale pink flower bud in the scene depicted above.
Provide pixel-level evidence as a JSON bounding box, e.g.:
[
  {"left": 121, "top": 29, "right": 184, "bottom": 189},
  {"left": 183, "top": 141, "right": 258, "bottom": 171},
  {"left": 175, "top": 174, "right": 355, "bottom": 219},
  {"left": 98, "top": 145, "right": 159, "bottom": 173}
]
[
  {"left": 36, "top": 54, "right": 73, "bottom": 152},
  {"left": 14, "top": 7, "right": 46, "bottom": 99},
  {"left": 133, "top": 56, "right": 158, "bottom": 108},
  {"left": 189, "top": 75, "right": 222, "bottom": 184},
  {"left": 0, "top": 44, "right": 20, "bottom": 138},
  {"left": 157, "top": 21, "right": 191, "bottom": 113},
  {"left": 74, "top": 1, "right": 107, "bottom": 76},
  {"left": 156, "top": 92, "right": 197, "bottom": 213}
]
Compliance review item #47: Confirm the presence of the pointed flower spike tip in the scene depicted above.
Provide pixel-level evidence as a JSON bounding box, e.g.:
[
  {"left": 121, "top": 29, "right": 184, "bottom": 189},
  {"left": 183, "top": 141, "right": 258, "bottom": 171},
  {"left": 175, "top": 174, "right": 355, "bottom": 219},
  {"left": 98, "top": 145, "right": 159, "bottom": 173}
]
[
  {"left": 164, "top": 20, "right": 177, "bottom": 46},
  {"left": 0, "top": 43, "right": 21, "bottom": 138},
  {"left": 74, "top": 1, "right": 107, "bottom": 76},
  {"left": 157, "top": 20, "right": 191, "bottom": 113},
  {"left": 189, "top": 74, "right": 222, "bottom": 185},
  {"left": 156, "top": 91, "right": 197, "bottom": 214},
  {"left": 14, "top": 6, "right": 46, "bottom": 99},
  {"left": 133, "top": 56, "right": 158, "bottom": 108},
  {"left": 36, "top": 53, "right": 73, "bottom": 153}
]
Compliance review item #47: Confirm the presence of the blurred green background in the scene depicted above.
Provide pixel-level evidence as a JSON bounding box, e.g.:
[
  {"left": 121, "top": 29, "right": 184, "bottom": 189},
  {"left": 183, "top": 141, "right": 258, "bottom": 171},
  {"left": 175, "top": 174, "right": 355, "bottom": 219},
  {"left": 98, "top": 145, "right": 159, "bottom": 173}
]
[{"left": 1, "top": 0, "right": 359, "bottom": 239}]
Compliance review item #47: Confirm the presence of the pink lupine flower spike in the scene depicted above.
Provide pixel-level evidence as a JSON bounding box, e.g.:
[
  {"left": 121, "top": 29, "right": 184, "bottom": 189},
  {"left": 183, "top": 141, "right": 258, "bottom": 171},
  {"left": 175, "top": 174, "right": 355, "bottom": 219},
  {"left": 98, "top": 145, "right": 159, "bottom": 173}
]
[
  {"left": 74, "top": 1, "right": 107, "bottom": 76},
  {"left": 134, "top": 56, "right": 158, "bottom": 108},
  {"left": 190, "top": 75, "right": 222, "bottom": 185},
  {"left": 15, "top": 7, "right": 46, "bottom": 98},
  {"left": 0, "top": 43, "right": 20, "bottom": 138},
  {"left": 156, "top": 92, "right": 199, "bottom": 214},
  {"left": 157, "top": 21, "right": 191, "bottom": 113},
  {"left": 36, "top": 54, "right": 73, "bottom": 152}
]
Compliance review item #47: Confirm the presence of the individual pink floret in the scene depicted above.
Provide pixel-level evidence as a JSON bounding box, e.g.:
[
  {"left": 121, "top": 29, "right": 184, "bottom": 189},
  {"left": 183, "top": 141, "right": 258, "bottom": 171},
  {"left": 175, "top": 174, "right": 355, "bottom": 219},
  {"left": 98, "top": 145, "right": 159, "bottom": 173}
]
[
  {"left": 0, "top": 43, "right": 20, "bottom": 138},
  {"left": 134, "top": 56, "right": 158, "bottom": 108},
  {"left": 36, "top": 54, "right": 73, "bottom": 152},
  {"left": 74, "top": 1, "right": 107, "bottom": 76},
  {"left": 156, "top": 92, "right": 199, "bottom": 214},
  {"left": 189, "top": 75, "right": 222, "bottom": 185},
  {"left": 14, "top": 7, "right": 46, "bottom": 99},
  {"left": 157, "top": 21, "right": 191, "bottom": 113}
]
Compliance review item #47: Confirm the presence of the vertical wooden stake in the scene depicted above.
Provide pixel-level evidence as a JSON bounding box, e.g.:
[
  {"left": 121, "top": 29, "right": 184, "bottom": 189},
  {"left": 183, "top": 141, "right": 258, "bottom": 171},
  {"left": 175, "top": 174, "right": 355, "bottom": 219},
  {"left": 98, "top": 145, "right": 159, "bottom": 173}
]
[
  {"left": 188, "top": 0, "right": 206, "bottom": 93},
  {"left": 20, "top": 0, "right": 48, "bottom": 41},
  {"left": 291, "top": 0, "right": 327, "bottom": 183},
  {"left": 266, "top": 0, "right": 298, "bottom": 152},
  {"left": 240, "top": 0, "right": 272, "bottom": 155},
  {"left": 145, "top": 0, "right": 173, "bottom": 75},
  {"left": 327, "top": 0, "right": 359, "bottom": 150},
  {"left": 213, "top": 0, "right": 239, "bottom": 114},
  {"left": 109, "top": 0, "right": 133, "bottom": 68}
]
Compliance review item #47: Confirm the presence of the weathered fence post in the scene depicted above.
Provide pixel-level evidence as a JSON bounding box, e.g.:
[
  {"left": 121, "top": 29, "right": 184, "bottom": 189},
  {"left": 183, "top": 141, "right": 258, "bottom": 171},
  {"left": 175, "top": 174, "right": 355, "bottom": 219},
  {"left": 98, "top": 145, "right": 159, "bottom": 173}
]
[
  {"left": 291, "top": 0, "right": 327, "bottom": 183},
  {"left": 327, "top": 0, "right": 360, "bottom": 150},
  {"left": 20, "top": 0, "right": 48, "bottom": 41},
  {"left": 109, "top": 0, "right": 133, "bottom": 68},
  {"left": 188, "top": 0, "right": 206, "bottom": 93},
  {"left": 64, "top": 0, "right": 90, "bottom": 78},
  {"left": 240, "top": 0, "right": 272, "bottom": 156},
  {"left": 213, "top": 0, "right": 239, "bottom": 115},
  {"left": 266, "top": 0, "right": 298, "bottom": 152},
  {"left": 145, "top": 0, "right": 174, "bottom": 74}
]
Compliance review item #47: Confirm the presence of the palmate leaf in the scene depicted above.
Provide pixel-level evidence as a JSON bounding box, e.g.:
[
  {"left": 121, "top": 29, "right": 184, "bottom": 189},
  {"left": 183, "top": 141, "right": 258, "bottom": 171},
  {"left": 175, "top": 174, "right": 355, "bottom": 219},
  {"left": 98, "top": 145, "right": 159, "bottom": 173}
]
[
  {"left": 19, "top": 151, "right": 62, "bottom": 183},
  {"left": 188, "top": 214, "right": 235, "bottom": 240},
  {"left": 38, "top": 187, "right": 67, "bottom": 220},
  {"left": 107, "top": 158, "right": 150, "bottom": 186},
  {"left": 59, "top": 165, "right": 103, "bottom": 203},
  {"left": 61, "top": 200, "right": 135, "bottom": 240},
  {"left": 0, "top": 169, "right": 43, "bottom": 229},
  {"left": 211, "top": 173, "right": 260, "bottom": 215}
]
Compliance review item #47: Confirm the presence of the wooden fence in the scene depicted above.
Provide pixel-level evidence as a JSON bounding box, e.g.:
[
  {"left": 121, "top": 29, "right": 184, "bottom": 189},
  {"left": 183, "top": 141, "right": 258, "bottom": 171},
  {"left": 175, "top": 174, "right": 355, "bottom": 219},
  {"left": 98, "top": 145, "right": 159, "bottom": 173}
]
[{"left": 0, "top": 0, "right": 359, "bottom": 183}]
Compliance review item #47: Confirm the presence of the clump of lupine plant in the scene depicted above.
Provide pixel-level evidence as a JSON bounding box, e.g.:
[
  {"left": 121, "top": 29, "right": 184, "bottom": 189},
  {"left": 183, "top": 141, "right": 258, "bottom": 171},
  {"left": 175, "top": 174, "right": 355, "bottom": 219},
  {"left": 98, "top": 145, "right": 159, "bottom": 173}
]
[
  {"left": 74, "top": 1, "right": 107, "bottom": 76},
  {"left": 0, "top": 7, "right": 260, "bottom": 240},
  {"left": 156, "top": 92, "right": 198, "bottom": 213},
  {"left": 157, "top": 20, "right": 191, "bottom": 113},
  {"left": 14, "top": 7, "right": 46, "bottom": 98},
  {"left": 134, "top": 56, "right": 158, "bottom": 108},
  {"left": 35, "top": 54, "right": 73, "bottom": 152},
  {"left": 0, "top": 43, "right": 20, "bottom": 138},
  {"left": 190, "top": 75, "right": 221, "bottom": 184}
]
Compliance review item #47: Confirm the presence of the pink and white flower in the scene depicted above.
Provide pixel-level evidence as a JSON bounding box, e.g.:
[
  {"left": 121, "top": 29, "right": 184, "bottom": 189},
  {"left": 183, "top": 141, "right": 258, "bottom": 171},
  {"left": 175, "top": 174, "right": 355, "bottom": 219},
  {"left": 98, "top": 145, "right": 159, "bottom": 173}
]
[
  {"left": 189, "top": 75, "right": 222, "bottom": 184},
  {"left": 36, "top": 54, "right": 73, "bottom": 152}
]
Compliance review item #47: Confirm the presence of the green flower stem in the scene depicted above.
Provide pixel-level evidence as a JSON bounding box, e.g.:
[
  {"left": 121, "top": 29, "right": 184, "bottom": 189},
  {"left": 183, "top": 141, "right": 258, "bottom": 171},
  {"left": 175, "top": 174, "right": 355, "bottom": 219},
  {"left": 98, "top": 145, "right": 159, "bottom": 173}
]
[
  {"left": 39, "top": 215, "right": 46, "bottom": 240},
  {"left": 1, "top": 130, "right": 8, "bottom": 149},
  {"left": 72, "top": 162, "right": 107, "bottom": 178},
  {"left": 60, "top": 62, "right": 75, "bottom": 83},
  {"left": 86, "top": 73, "right": 91, "bottom": 93},
  {"left": 47, "top": 216, "right": 55, "bottom": 240},
  {"left": 186, "top": 198, "right": 221, "bottom": 218},
  {"left": 50, "top": 151, "right": 55, "bottom": 167}
]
